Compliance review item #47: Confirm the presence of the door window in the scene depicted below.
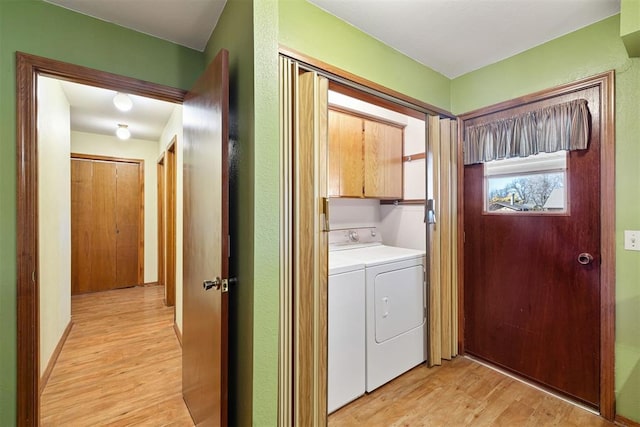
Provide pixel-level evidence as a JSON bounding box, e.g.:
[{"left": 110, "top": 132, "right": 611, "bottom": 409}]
[{"left": 484, "top": 150, "right": 567, "bottom": 213}]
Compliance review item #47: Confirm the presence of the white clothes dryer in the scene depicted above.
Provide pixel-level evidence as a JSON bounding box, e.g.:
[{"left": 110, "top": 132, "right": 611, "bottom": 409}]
[
  {"left": 342, "top": 244, "right": 426, "bottom": 392},
  {"left": 328, "top": 228, "right": 426, "bottom": 393}
]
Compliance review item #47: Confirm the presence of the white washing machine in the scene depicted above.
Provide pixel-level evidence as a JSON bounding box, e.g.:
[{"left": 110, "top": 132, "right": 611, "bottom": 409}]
[
  {"left": 328, "top": 250, "right": 365, "bottom": 413},
  {"left": 330, "top": 228, "right": 426, "bottom": 393}
]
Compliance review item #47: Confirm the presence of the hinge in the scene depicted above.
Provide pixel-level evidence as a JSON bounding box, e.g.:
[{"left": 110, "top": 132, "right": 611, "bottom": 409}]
[{"left": 322, "top": 197, "right": 330, "bottom": 231}]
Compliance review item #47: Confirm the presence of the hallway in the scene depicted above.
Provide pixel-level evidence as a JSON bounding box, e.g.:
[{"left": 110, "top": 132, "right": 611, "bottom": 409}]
[{"left": 41, "top": 285, "right": 193, "bottom": 426}]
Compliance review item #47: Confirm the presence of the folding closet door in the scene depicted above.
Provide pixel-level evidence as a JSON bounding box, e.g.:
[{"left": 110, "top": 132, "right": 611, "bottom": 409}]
[{"left": 71, "top": 157, "right": 142, "bottom": 294}]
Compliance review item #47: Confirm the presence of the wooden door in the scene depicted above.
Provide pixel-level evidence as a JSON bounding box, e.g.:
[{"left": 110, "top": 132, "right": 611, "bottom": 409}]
[
  {"left": 71, "top": 159, "right": 96, "bottom": 294},
  {"left": 71, "top": 157, "right": 143, "bottom": 294},
  {"left": 90, "top": 161, "right": 118, "bottom": 292},
  {"left": 182, "top": 49, "right": 229, "bottom": 426},
  {"left": 115, "top": 162, "right": 141, "bottom": 287},
  {"left": 363, "top": 119, "right": 403, "bottom": 198},
  {"left": 463, "top": 87, "right": 601, "bottom": 407}
]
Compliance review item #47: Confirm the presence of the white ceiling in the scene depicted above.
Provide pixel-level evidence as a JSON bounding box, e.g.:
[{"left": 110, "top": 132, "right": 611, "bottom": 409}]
[
  {"left": 42, "top": 0, "right": 621, "bottom": 137},
  {"left": 308, "top": 0, "right": 621, "bottom": 78},
  {"left": 44, "top": 0, "right": 226, "bottom": 51},
  {"left": 53, "top": 78, "right": 178, "bottom": 142}
]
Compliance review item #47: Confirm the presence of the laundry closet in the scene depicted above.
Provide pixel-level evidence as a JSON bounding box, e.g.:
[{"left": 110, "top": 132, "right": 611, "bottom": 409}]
[{"left": 326, "top": 88, "right": 429, "bottom": 413}]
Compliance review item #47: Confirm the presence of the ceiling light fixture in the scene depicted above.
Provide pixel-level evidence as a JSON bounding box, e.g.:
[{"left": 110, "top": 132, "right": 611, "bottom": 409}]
[
  {"left": 116, "top": 124, "right": 131, "bottom": 140},
  {"left": 113, "top": 92, "right": 133, "bottom": 112}
]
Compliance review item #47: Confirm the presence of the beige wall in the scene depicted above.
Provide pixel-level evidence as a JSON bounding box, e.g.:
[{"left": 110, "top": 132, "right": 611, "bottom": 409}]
[
  {"left": 71, "top": 131, "right": 160, "bottom": 283},
  {"left": 158, "top": 105, "right": 184, "bottom": 332},
  {"left": 37, "top": 76, "right": 72, "bottom": 375}
]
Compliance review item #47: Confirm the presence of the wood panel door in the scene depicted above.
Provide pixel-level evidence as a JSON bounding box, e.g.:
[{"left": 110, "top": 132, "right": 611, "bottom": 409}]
[
  {"left": 115, "top": 162, "right": 141, "bottom": 287},
  {"left": 182, "top": 49, "right": 229, "bottom": 426},
  {"left": 463, "top": 86, "right": 602, "bottom": 407},
  {"left": 71, "top": 157, "right": 143, "bottom": 294}
]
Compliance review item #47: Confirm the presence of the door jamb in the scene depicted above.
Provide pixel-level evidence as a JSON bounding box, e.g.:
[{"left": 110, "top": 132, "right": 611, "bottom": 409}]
[
  {"left": 456, "top": 71, "right": 616, "bottom": 420},
  {"left": 278, "top": 47, "right": 455, "bottom": 425},
  {"left": 16, "top": 51, "right": 185, "bottom": 426},
  {"left": 165, "top": 137, "right": 177, "bottom": 307},
  {"left": 157, "top": 152, "right": 166, "bottom": 294}
]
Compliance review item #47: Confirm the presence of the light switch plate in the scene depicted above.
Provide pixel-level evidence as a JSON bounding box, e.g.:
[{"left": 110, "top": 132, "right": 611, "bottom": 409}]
[{"left": 624, "top": 230, "right": 640, "bottom": 251}]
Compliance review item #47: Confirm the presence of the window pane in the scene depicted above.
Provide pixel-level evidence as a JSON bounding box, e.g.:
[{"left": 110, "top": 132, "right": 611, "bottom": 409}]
[{"left": 484, "top": 152, "right": 567, "bottom": 213}]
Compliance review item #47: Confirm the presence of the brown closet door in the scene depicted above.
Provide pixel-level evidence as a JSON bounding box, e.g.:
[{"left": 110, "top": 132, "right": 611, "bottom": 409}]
[
  {"left": 71, "top": 159, "right": 94, "bottom": 294},
  {"left": 90, "top": 161, "right": 118, "bottom": 292},
  {"left": 115, "top": 162, "right": 141, "bottom": 287},
  {"left": 71, "top": 157, "right": 142, "bottom": 295}
]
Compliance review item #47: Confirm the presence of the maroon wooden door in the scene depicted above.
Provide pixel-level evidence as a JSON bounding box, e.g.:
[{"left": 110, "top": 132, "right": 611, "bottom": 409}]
[
  {"left": 182, "top": 49, "right": 230, "bottom": 426},
  {"left": 464, "top": 88, "right": 601, "bottom": 408}
]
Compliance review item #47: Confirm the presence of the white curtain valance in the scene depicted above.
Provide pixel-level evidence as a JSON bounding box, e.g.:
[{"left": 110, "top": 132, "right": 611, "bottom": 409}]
[{"left": 463, "top": 99, "right": 590, "bottom": 165}]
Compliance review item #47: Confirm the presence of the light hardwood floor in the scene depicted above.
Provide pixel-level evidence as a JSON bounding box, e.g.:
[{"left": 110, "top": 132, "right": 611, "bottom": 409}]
[
  {"left": 329, "top": 357, "right": 613, "bottom": 427},
  {"left": 40, "top": 285, "right": 194, "bottom": 426},
  {"left": 42, "top": 285, "right": 614, "bottom": 426}
]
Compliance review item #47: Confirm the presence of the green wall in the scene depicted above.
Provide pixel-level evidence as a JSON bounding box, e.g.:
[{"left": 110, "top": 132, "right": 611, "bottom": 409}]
[
  {"left": 621, "top": 0, "right": 640, "bottom": 56},
  {"left": 451, "top": 15, "right": 640, "bottom": 422},
  {"left": 204, "top": 0, "right": 280, "bottom": 425},
  {"left": 3, "top": 1, "right": 638, "bottom": 425},
  {"left": 251, "top": 0, "right": 280, "bottom": 425},
  {"left": 204, "top": 2, "right": 257, "bottom": 425},
  {"left": 0, "top": 0, "right": 204, "bottom": 423},
  {"left": 278, "top": 0, "right": 451, "bottom": 111},
  {"left": 204, "top": 0, "right": 276, "bottom": 424}
]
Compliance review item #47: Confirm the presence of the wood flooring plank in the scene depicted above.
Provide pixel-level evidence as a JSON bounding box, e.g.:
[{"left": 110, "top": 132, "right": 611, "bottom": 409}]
[
  {"left": 40, "top": 285, "right": 193, "bottom": 426},
  {"left": 43, "top": 285, "right": 614, "bottom": 426},
  {"left": 329, "top": 357, "right": 613, "bottom": 427}
]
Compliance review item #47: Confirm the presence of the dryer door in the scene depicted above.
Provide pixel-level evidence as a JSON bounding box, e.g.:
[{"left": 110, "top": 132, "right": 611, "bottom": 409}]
[{"left": 374, "top": 264, "right": 425, "bottom": 343}]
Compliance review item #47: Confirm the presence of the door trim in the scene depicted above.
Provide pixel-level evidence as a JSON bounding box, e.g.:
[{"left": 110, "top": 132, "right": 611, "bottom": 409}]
[
  {"left": 456, "top": 71, "right": 615, "bottom": 420},
  {"left": 16, "top": 51, "right": 185, "bottom": 426},
  {"left": 157, "top": 153, "right": 166, "bottom": 294},
  {"left": 279, "top": 45, "right": 455, "bottom": 120},
  {"left": 279, "top": 49, "right": 451, "bottom": 425},
  {"left": 165, "top": 137, "right": 177, "bottom": 307},
  {"left": 71, "top": 153, "right": 146, "bottom": 288}
]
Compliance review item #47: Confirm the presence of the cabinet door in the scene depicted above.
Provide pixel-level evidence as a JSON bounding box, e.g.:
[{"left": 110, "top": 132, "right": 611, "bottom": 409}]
[
  {"left": 329, "top": 110, "right": 363, "bottom": 197},
  {"left": 364, "top": 120, "right": 403, "bottom": 198}
]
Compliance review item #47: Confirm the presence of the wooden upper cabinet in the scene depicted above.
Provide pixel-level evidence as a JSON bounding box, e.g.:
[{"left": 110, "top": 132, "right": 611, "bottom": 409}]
[
  {"left": 328, "top": 108, "right": 403, "bottom": 199},
  {"left": 329, "top": 109, "right": 364, "bottom": 197},
  {"left": 363, "top": 120, "right": 403, "bottom": 198}
]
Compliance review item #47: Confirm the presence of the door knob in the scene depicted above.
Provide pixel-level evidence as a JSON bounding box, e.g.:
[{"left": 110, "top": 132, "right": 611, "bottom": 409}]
[
  {"left": 203, "top": 278, "right": 221, "bottom": 291},
  {"left": 577, "top": 253, "right": 594, "bottom": 265}
]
